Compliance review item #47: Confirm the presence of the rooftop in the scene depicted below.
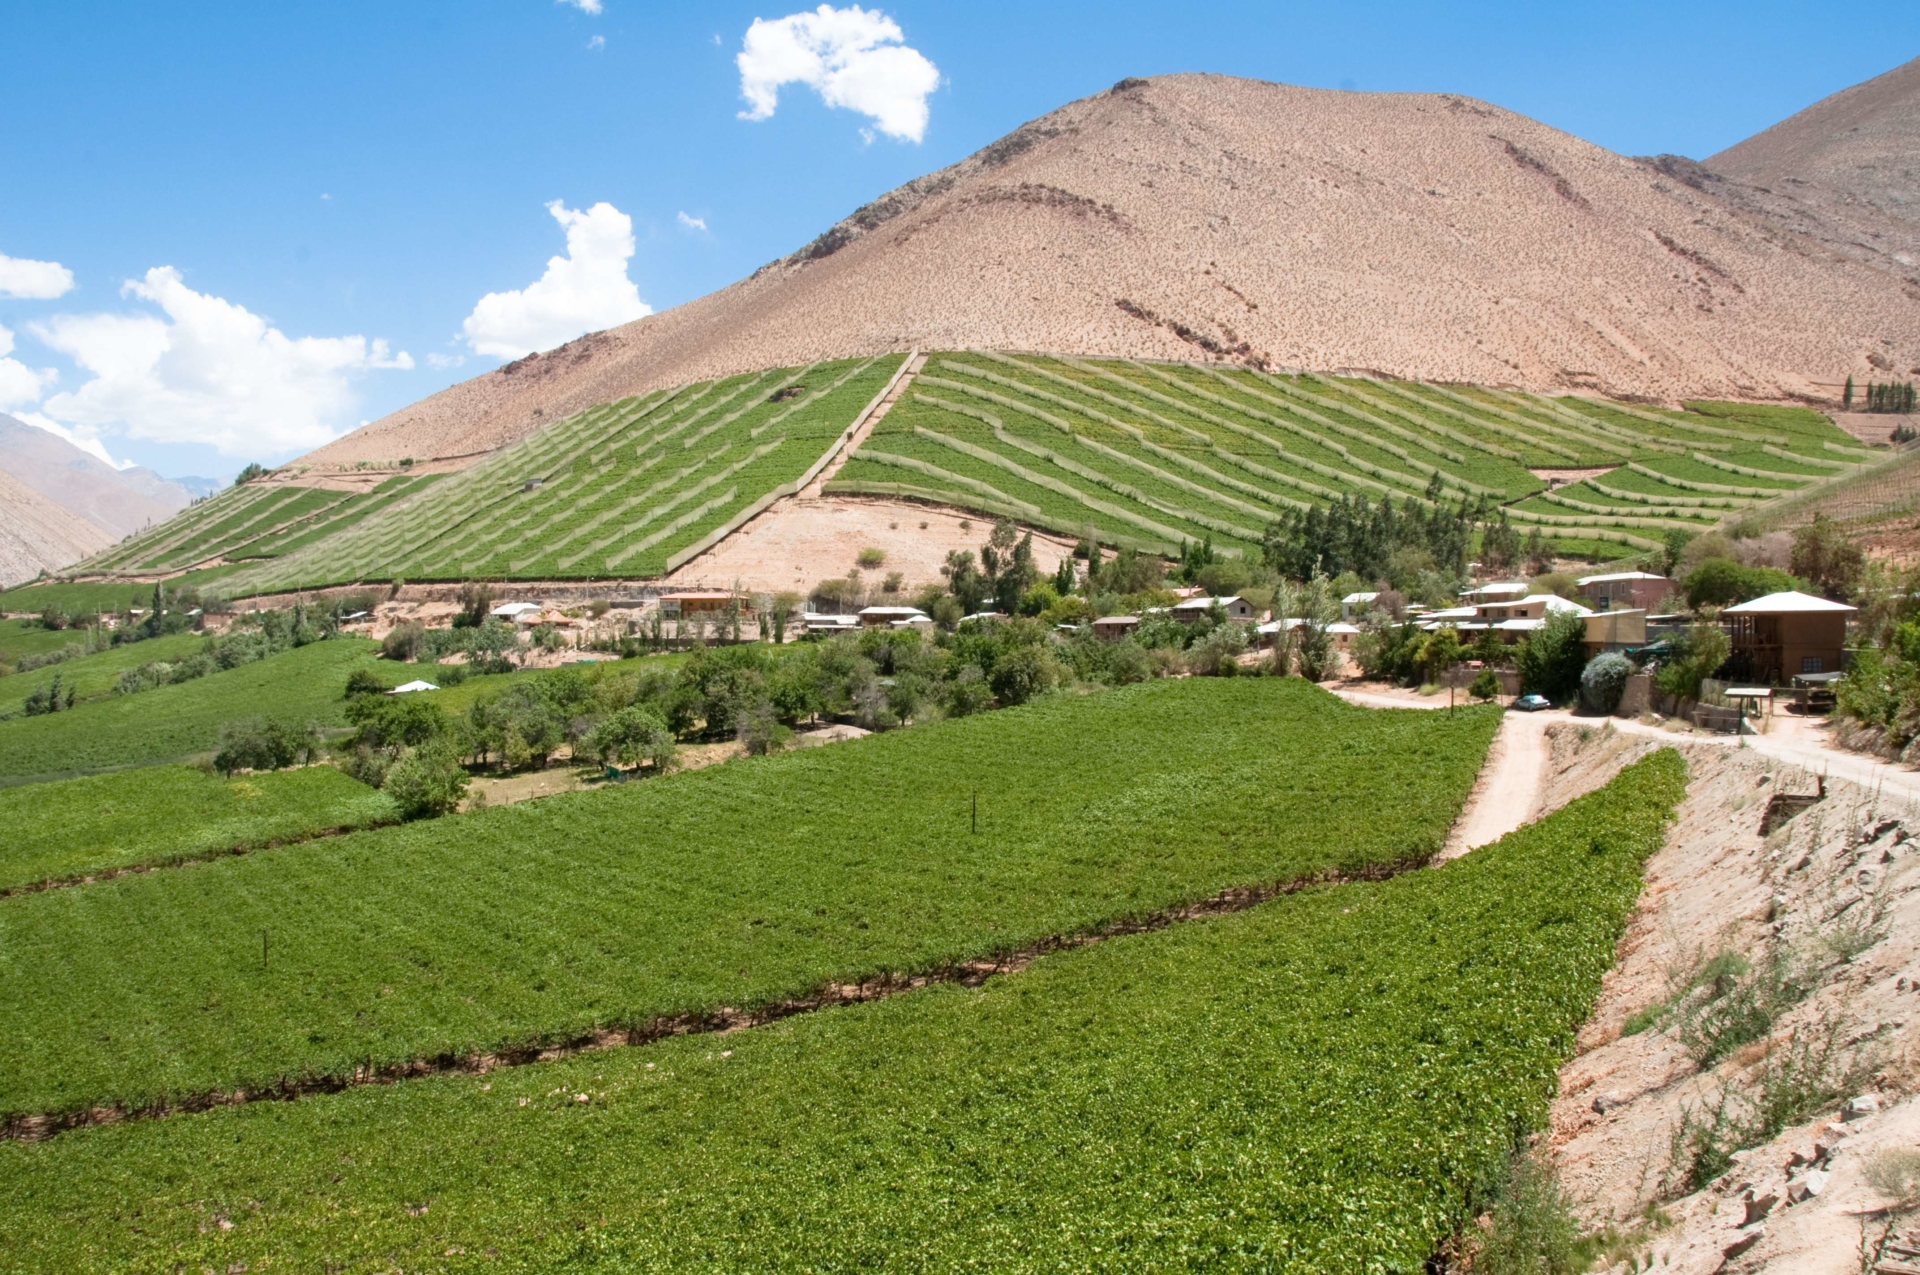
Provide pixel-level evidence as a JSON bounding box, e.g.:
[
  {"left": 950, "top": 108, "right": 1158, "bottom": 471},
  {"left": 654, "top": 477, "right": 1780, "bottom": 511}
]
[
  {"left": 1721, "top": 590, "right": 1858, "bottom": 615},
  {"left": 1576, "top": 571, "right": 1671, "bottom": 586}
]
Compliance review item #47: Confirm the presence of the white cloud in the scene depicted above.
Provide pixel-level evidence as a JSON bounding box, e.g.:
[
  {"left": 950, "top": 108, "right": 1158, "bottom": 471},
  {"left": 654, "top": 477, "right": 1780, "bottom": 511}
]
[
  {"left": 0, "top": 325, "right": 57, "bottom": 412},
  {"left": 587, "top": 33, "right": 605, "bottom": 49},
  {"left": 31, "top": 266, "right": 412, "bottom": 459},
  {"left": 737, "top": 5, "right": 939, "bottom": 142},
  {"left": 461, "top": 201, "right": 651, "bottom": 359},
  {"left": 0, "top": 253, "right": 75, "bottom": 300},
  {"left": 677, "top": 211, "right": 708, "bottom": 232},
  {"left": 427, "top": 352, "right": 467, "bottom": 371},
  {"left": 559, "top": 0, "right": 602, "bottom": 13}
]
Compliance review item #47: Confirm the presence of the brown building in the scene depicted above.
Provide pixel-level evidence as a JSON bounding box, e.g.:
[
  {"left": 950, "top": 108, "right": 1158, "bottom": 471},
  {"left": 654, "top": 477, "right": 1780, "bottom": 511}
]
[
  {"left": 658, "top": 591, "right": 737, "bottom": 618},
  {"left": 1721, "top": 591, "right": 1856, "bottom": 683},
  {"left": 1576, "top": 571, "right": 1677, "bottom": 612}
]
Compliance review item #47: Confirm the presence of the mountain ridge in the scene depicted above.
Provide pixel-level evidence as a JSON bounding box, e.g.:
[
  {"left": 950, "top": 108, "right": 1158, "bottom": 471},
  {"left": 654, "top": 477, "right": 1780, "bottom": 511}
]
[{"left": 295, "top": 71, "right": 1918, "bottom": 474}]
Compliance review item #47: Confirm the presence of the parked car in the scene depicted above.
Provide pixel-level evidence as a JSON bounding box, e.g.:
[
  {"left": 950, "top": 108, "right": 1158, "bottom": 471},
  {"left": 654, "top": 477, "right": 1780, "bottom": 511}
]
[{"left": 1512, "top": 694, "right": 1551, "bottom": 712}]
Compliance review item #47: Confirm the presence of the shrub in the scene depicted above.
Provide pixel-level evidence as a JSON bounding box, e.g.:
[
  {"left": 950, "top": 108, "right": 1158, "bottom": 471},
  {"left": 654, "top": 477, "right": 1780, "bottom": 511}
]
[
  {"left": 1580, "top": 652, "right": 1631, "bottom": 714},
  {"left": 856, "top": 547, "right": 886, "bottom": 568},
  {"left": 344, "top": 668, "right": 386, "bottom": 698},
  {"left": 736, "top": 700, "right": 794, "bottom": 756},
  {"left": 1474, "top": 1150, "right": 1580, "bottom": 1275},
  {"left": 945, "top": 664, "right": 993, "bottom": 716},
  {"left": 1469, "top": 668, "right": 1501, "bottom": 702},
  {"left": 381, "top": 622, "right": 426, "bottom": 662},
  {"left": 1653, "top": 622, "right": 1730, "bottom": 702},
  {"left": 381, "top": 739, "right": 470, "bottom": 819},
  {"left": 213, "top": 717, "right": 314, "bottom": 775}
]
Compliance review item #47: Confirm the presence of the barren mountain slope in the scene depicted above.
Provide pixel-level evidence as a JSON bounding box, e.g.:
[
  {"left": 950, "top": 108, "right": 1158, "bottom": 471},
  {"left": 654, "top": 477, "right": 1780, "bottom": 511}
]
[
  {"left": 1710, "top": 55, "right": 1920, "bottom": 229},
  {"left": 0, "top": 415, "right": 190, "bottom": 539},
  {"left": 0, "top": 469, "right": 115, "bottom": 587},
  {"left": 302, "top": 73, "right": 1919, "bottom": 471}
]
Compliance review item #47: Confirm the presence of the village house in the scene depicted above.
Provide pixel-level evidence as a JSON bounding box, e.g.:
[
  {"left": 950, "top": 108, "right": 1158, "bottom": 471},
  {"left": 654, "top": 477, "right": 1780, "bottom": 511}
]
[
  {"left": 658, "top": 591, "right": 737, "bottom": 619},
  {"left": 857, "top": 606, "right": 929, "bottom": 628},
  {"left": 1093, "top": 615, "right": 1140, "bottom": 641},
  {"left": 1170, "top": 595, "right": 1259, "bottom": 623},
  {"left": 1721, "top": 591, "right": 1856, "bottom": 683},
  {"left": 1576, "top": 571, "right": 1677, "bottom": 612}
]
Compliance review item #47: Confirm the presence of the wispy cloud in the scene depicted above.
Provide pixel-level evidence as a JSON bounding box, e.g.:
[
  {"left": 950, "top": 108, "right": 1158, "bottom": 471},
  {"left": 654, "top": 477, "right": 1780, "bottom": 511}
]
[
  {"left": 737, "top": 5, "right": 939, "bottom": 143},
  {"left": 587, "top": 34, "right": 605, "bottom": 50},
  {"left": 461, "top": 201, "right": 651, "bottom": 359},
  {"left": 676, "top": 211, "right": 708, "bottom": 232},
  {"left": 558, "top": 0, "right": 603, "bottom": 14}
]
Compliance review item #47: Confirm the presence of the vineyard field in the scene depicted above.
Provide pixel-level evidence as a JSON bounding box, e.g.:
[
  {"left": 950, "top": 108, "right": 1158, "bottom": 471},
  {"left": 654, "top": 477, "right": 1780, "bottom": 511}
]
[
  {"left": 0, "top": 632, "right": 210, "bottom": 716},
  {"left": 0, "top": 765, "right": 397, "bottom": 892},
  {"left": 214, "top": 355, "right": 907, "bottom": 594},
  {"left": 829, "top": 354, "right": 1877, "bottom": 558},
  {"left": 0, "top": 678, "right": 1497, "bottom": 1122},
  {"left": 0, "top": 638, "right": 379, "bottom": 781},
  {"left": 0, "top": 748, "right": 1685, "bottom": 1273},
  {"left": 75, "top": 474, "right": 441, "bottom": 577}
]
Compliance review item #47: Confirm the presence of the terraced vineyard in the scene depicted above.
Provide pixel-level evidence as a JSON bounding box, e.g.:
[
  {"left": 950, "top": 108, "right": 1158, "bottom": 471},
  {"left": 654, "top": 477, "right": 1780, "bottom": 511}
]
[
  {"left": 828, "top": 354, "right": 1879, "bottom": 557},
  {"left": 215, "top": 354, "right": 907, "bottom": 594},
  {"left": 76, "top": 473, "right": 441, "bottom": 576}
]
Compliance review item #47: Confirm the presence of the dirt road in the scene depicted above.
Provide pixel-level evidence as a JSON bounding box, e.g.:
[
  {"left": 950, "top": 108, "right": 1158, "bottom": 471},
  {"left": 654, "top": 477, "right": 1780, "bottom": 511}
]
[{"left": 1332, "top": 687, "right": 1560, "bottom": 857}]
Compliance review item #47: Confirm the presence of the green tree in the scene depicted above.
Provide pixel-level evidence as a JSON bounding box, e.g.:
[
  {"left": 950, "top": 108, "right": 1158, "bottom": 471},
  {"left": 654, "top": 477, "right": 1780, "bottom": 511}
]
[
  {"left": 213, "top": 718, "right": 314, "bottom": 775},
  {"left": 988, "top": 647, "right": 1055, "bottom": 706},
  {"left": 1683, "top": 558, "right": 1795, "bottom": 609},
  {"left": 382, "top": 739, "right": 470, "bottom": 819},
  {"left": 1789, "top": 515, "right": 1865, "bottom": 601},
  {"left": 1516, "top": 611, "right": 1587, "bottom": 703},
  {"left": 1469, "top": 667, "right": 1501, "bottom": 702}
]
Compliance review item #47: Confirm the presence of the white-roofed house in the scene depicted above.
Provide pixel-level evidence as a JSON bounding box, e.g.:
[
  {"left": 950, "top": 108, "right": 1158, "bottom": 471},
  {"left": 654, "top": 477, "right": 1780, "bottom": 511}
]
[
  {"left": 490, "top": 602, "right": 544, "bottom": 621},
  {"left": 1171, "top": 595, "right": 1258, "bottom": 623},
  {"left": 386, "top": 679, "right": 440, "bottom": 695},
  {"left": 1721, "top": 591, "right": 1857, "bottom": 683},
  {"left": 1460, "top": 581, "right": 1529, "bottom": 602},
  {"left": 1340, "top": 591, "right": 1380, "bottom": 623},
  {"left": 858, "top": 606, "right": 929, "bottom": 628}
]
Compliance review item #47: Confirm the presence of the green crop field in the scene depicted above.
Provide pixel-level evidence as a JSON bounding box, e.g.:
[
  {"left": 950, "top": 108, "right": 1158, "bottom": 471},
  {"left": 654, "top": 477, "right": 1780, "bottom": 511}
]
[
  {"left": 0, "top": 569, "right": 246, "bottom": 618},
  {"left": 0, "top": 678, "right": 1496, "bottom": 1123},
  {"left": 0, "top": 748, "right": 1685, "bottom": 1273},
  {"left": 0, "top": 637, "right": 379, "bottom": 782},
  {"left": 71, "top": 474, "right": 443, "bottom": 577},
  {"left": 0, "top": 631, "right": 209, "bottom": 716},
  {"left": 212, "top": 354, "right": 907, "bottom": 594},
  {"left": 827, "top": 353, "right": 1880, "bottom": 558},
  {"left": 0, "top": 618, "right": 82, "bottom": 662},
  {"left": 0, "top": 764, "right": 397, "bottom": 892}
]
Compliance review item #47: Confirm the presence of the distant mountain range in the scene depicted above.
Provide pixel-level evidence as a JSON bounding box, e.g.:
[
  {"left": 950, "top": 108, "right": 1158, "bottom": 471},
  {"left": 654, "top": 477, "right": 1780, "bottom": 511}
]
[
  {"left": 0, "top": 415, "right": 194, "bottom": 585},
  {"left": 300, "top": 58, "right": 1920, "bottom": 473}
]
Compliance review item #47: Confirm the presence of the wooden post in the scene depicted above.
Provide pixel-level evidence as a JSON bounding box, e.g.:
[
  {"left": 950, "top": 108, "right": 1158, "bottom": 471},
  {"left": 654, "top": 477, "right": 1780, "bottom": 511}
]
[
  {"left": 971, "top": 792, "right": 978, "bottom": 835},
  {"left": 262, "top": 929, "right": 269, "bottom": 972}
]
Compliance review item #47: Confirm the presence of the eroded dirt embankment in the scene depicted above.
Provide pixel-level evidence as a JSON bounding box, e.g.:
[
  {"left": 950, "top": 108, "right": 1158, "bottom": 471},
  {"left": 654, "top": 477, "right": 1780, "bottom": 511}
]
[{"left": 1537, "top": 724, "right": 1920, "bottom": 1274}]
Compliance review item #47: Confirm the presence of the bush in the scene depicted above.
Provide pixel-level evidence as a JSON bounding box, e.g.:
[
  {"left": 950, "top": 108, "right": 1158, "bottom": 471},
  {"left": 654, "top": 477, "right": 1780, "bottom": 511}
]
[
  {"left": 213, "top": 718, "right": 314, "bottom": 775},
  {"left": 1653, "top": 622, "right": 1730, "bottom": 702},
  {"left": 1469, "top": 668, "right": 1501, "bottom": 702},
  {"left": 736, "top": 700, "right": 795, "bottom": 756},
  {"left": 987, "top": 647, "right": 1056, "bottom": 706},
  {"left": 344, "top": 668, "right": 386, "bottom": 698},
  {"left": 945, "top": 664, "right": 993, "bottom": 716},
  {"left": 381, "top": 622, "right": 426, "bottom": 662},
  {"left": 381, "top": 740, "right": 470, "bottom": 820},
  {"left": 1580, "top": 652, "right": 1631, "bottom": 714},
  {"left": 856, "top": 547, "right": 885, "bottom": 568}
]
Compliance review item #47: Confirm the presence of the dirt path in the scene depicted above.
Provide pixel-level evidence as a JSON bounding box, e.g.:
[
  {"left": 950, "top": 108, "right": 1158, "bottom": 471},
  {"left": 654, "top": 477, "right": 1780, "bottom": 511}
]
[
  {"left": 1331, "top": 686, "right": 1562, "bottom": 857},
  {"left": 801, "top": 350, "right": 925, "bottom": 497}
]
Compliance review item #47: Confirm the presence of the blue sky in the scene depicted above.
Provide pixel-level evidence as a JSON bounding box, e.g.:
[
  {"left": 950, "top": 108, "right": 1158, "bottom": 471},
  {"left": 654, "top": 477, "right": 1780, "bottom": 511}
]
[{"left": 2, "top": 1, "right": 1914, "bottom": 481}]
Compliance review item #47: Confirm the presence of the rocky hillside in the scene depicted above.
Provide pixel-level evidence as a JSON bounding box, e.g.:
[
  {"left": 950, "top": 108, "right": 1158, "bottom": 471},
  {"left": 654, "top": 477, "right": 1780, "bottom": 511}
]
[{"left": 297, "top": 73, "right": 1918, "bottom": 473}]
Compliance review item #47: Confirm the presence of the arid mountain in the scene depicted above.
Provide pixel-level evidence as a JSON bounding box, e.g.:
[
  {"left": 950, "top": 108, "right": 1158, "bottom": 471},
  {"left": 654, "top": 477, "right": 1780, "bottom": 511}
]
[
  {"left": 0, "top": 468, "right": 115, "bottom": 588},
  {"left": 300, "top": 72, "right": 1918, "bottom": 472},
  {"left": 0, "top": 415, "right": 190, "bottom": 540},
  {"left": 1710, "top": 55, "right": 1920, "bottom": 227}
]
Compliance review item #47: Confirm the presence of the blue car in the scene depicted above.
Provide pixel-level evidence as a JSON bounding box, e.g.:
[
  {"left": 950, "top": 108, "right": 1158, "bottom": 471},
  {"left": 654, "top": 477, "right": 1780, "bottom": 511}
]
[{"left": 1513, "top": 694, "right": 1551, "bottom": 712}]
